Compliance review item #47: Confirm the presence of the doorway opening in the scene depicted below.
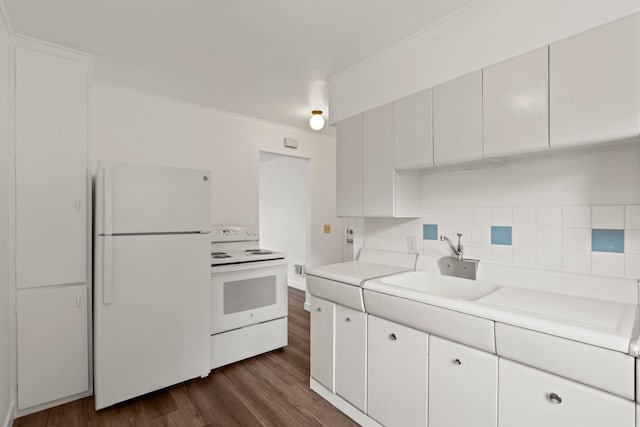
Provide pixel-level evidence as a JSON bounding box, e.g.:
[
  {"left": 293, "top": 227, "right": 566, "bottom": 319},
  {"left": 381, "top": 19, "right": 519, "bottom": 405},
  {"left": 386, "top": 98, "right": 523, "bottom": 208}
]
[{"left": 259, "top": 152, "right": 310, "bottom": 291}]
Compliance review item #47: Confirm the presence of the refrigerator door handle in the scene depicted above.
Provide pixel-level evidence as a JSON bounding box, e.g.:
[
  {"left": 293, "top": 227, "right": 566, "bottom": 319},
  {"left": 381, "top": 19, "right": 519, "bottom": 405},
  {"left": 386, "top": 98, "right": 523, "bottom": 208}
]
[
  {"left": 104, "top": 165, "right": 113, "bottom": 235},
  {"left": 103, "top": 236, "right": 113, "bottom": 305}
]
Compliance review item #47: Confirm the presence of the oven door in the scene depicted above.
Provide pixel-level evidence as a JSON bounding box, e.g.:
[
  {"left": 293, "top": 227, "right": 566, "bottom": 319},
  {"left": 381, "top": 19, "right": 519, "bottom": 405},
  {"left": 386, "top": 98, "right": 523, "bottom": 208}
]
[{"left": 210, "top": 262, "right": 287, "bottom": 334}]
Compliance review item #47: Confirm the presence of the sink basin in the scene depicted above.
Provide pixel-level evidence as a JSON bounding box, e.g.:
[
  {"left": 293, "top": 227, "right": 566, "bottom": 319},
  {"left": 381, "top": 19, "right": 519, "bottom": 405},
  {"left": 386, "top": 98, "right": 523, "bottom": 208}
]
[{"left": 377, "top": 271, "right": 498, "bottom": 301}]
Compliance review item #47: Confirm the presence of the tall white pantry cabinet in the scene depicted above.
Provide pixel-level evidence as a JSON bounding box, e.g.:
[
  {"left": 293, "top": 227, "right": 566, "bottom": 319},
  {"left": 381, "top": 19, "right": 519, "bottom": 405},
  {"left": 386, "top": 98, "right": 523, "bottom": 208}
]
[{"left": 12, "top": 38, "right": 93, "bottom": 413}]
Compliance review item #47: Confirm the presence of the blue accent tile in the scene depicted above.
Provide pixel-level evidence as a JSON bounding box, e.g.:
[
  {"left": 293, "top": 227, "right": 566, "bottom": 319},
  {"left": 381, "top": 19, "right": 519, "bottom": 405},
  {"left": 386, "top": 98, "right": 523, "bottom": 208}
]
[
  {"left": 491, "top": 226, "right": 512, "bottom": 245},
  {"left": 592, "top": 229, "right": 624, "bottom": 253},
  {"left": 423, "top": 224, "right": 438, "bottom": 240}
]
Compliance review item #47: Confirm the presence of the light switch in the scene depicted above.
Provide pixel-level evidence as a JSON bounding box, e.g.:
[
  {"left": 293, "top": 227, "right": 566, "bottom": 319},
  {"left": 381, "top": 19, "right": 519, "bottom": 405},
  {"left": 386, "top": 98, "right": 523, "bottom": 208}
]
[{"left": 323, "top": 224, "right": 331, "bottom": 233}]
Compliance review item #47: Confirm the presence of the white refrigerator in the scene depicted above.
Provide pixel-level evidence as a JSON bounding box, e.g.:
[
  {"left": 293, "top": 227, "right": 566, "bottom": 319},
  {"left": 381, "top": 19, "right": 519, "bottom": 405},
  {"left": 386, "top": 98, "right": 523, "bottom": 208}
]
[{"left": 94, "top": 160, "right": 211, "bottom": 410}]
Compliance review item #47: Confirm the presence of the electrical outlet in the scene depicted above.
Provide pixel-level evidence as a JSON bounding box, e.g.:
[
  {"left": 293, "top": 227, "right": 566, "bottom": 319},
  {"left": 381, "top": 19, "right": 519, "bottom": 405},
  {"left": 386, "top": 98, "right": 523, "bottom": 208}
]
[
  {"left": 407, "top": 235, "right": 417, "bottom": 253},
  {"left": 323, "top": 224, "right": 331, "bottom": 233}
]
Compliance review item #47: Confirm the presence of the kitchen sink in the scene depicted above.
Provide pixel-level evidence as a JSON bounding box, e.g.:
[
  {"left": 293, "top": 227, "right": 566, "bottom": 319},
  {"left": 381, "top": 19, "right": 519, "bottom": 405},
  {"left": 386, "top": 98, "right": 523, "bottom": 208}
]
[{"left": 376, "top": 271, "right": 499, "bottom": 301}]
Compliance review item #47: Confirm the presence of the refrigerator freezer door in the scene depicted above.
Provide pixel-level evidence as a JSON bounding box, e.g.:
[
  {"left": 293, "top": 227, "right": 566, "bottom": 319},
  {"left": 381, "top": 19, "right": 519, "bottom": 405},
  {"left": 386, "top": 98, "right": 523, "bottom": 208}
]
[
  {"left": 95, "top": 161, "right": 211, "bottom": 235},
  {"left": 94, "top": 233, "right": 210, "bottom": 410}
]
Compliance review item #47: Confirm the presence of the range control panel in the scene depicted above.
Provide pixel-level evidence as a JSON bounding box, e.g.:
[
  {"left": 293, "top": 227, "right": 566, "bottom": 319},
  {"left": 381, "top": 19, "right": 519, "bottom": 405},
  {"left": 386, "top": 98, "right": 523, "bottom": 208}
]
[{"left": 210, "top": 225, "right": 259, "bottom": 242}]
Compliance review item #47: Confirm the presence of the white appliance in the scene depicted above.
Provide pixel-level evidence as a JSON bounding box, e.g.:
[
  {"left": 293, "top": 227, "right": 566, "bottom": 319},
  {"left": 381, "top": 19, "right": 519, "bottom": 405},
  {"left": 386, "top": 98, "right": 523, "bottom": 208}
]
[
  {"left": 209, "top": 225, "right": 288, "bottom": 369},
  {"left": 94, "top": 160, "right": 212, "bottom": 410}
]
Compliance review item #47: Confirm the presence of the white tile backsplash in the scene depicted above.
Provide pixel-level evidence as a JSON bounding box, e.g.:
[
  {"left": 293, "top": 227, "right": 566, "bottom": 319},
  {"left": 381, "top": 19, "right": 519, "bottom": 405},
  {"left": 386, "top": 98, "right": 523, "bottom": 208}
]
[
  {"left": 512, "top": 246, "right": 536, "bottom": 267},
  {"left": 625, "top": 206, "right": 640, "bottom": 230},
  {"left": 536, "top": 207, "right": 562, "bottom": 227},
  {"left": 562, "top": 228, "right": 591, "bottom": 251},
  {"left": 537, "top": 248, "right": 562, "bottom": 271},
  {"left": 365, "top": 202, "right": 639, "bottom": 280},
  {"left": 491, "top": 207, "right": 512, "bottom": 226},
  {"left": 562, "top": 206, "right": 591, "bottom": 228},
  {"left": 562, "top": 250, "right": 591, "bottom": 274},
  {"left": 592, "top": 206, "right": 624, "bottom": 229},
  {"left": 472, "top": 208, "right": 491, "bottom": 225},
  {"left": 625, "top": 230, "right": 640, "bottom": 254},
  {"left": 626, "top": 254, "right": 640, "bottom": 279},
  {"left": 513, "top": 207, "right": 536, "bottom": 227},
  {"left": 512, "top": 226, "right": 536, "bottom": 247},
  {"left": 536, "top": 227, "right": 562, "bottom": 249},
  {"left": 491, "top": 245, "right": 512, "bottom": 265},
  {"left": 592, "top": 252, "right": 625, "bottom": 277}
]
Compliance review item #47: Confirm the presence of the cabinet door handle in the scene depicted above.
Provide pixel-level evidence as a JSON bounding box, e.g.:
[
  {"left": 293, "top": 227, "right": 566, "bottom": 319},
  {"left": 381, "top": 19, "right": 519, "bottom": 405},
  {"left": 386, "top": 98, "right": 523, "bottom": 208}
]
[
  {"left": 389, "top": 333, "right": 397, "bottom": 341},
  {"left": 547, "top": 393, "right": 562, "bottom": 404},
  {"left": 316, "top": 307, "right": 322, "bottom": 312},
  {"left": 453, "top": 358, "right": 462, "bottom": 366},
  {"left": 345, "top": 317, "right": 351, "bottom": 322},
  {"left": 75, "top": 198, "right": 82, "bottom": 212}
]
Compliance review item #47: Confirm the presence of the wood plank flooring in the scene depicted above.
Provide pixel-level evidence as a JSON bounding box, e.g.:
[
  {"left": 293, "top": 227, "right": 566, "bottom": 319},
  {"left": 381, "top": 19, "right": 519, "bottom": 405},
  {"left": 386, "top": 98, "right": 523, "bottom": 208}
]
[{"left": 14, "top": 288, "right": 358, "bottom": 427}]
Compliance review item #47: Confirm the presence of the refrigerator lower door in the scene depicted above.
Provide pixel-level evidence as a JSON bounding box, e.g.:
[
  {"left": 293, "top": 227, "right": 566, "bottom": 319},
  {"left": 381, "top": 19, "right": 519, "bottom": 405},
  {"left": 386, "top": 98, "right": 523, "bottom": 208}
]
[{"left": 94, "top": 233, "right": 210, "bottom": 410}]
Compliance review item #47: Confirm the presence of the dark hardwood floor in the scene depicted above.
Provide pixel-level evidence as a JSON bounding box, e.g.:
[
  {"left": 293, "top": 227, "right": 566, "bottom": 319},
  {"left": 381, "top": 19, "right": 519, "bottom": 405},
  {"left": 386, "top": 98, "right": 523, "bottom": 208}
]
[{"left": 14, "top": 288, "right": 358, "bottom": 427}]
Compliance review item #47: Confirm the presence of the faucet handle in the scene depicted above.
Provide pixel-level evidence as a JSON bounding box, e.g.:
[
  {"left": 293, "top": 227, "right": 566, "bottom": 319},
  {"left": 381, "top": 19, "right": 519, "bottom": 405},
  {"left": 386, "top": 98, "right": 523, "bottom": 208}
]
[{"left": 456, "top": 233, "right": 463, "bottom": 238}]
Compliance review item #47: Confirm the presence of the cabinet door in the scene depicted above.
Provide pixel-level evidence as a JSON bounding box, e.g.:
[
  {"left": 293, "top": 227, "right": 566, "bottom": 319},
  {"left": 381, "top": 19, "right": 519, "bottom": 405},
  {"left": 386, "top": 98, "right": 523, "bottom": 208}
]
[
  {"left": 499, "top": 359, "right": 634, "bottom": 427},
  {"left": 17, "top": 285, "right": 88, "bottom": 410},
  {"left": 368, "top": 315, "right": 428, "bottom": 427},
  {"left": 428, "top": 336, "right": 497, "bottom": 427},
  {"left": 336, "top": 115, "right": 363, "bottom": 217},
  {"left": 433, "top": 71, "right": 483, "bottom": 165},
  {"left": 310, "top": 296, "right": 335, "bottom": 391},
  {"left": 394, "top": 89, "right": 433, "bottom": 169},
  {"left": 335, "top": 306, "right": 367, "bottom": 412},
  {"left": 483, "top": 47, "right": 549, "bottom": 157},
  {"left": 550, "top": 13, "right": 640, "bottom": 148},
  {"left": 16, "top": 46, "right": 88, "bottom": 289},
  {"left": 362, "top": 103, "right": 394, "bottom": 217}
]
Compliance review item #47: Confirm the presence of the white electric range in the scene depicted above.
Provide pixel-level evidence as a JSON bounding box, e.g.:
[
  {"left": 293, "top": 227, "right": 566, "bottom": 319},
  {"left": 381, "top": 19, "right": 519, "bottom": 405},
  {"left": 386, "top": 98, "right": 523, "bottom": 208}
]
[{"left": 209, "top": 225, "right": 288, "bottom": 370}]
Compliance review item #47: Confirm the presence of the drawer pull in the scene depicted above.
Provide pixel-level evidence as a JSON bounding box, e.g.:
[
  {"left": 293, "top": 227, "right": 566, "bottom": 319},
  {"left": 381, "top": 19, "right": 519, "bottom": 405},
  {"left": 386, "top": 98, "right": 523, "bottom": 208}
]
[
  {"left": 389, "top": 333, "right": 397, "bottom": 341},
  {"left": 547, "top": 393, "right": 562, "bottom": 404},
  {"left": 345, "top": 317, "right": 351, "bottom": 322},
  {"left": 453, "top": 358, "right": 462, "bottom": 366},
  {"left": 316, "top": 307, "right": 322, "bottom": 312}
]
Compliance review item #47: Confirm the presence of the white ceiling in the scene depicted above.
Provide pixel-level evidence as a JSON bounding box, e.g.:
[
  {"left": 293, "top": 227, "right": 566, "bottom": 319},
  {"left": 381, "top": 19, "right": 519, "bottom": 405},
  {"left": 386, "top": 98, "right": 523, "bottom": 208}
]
[{"left": 4, "top": 0, "right": 477, "bottom": 133}]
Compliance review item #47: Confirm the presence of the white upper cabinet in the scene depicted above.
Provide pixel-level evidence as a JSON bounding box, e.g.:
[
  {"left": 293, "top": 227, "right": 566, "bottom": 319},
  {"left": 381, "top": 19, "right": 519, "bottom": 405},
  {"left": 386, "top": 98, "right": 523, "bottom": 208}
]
[
  {"left": 336, "top": 115, "right": 363, "bottom": 217},
  {"left": 550, "top": 13, "right": 640, "bottom": 149},
  {"left": 394, "top": 89, "right": 434, "bottom": 169},
  {"left": 483, "top": 47, "right": 549, "bottom": 157},
  {"left": 433, "top": 70, "right": 483, "bottom": 165},
  {"left": 15, "top": 45, "right": 89, "bottom": 289},
  {"left": 362, "top": 103, "right": 395, "bottom": 217}
]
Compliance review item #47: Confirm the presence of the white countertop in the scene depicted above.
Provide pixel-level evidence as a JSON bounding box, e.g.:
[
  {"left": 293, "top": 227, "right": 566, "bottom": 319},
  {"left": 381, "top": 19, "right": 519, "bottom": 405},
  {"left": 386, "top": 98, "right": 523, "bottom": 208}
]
[
  {"left": 364, "top": 270, "right": 639, "bottom": 353},
  {"left": 305, "top": 261, "right": 414, "bottom": 287}
]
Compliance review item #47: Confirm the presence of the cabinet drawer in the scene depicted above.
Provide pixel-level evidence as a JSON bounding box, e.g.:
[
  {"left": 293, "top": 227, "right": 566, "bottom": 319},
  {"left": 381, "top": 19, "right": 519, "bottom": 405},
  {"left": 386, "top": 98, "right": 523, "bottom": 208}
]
[
  {"left": 495, "top": 323, "right": 634, "bottom": 399},
  {"left": 335, "top": 306, "right": 367, "bottom": 412},
  {"left": 499, "top": 359, "right": 634, "bottom": 427},
  {"left": 310, "top": 296, "right": 335, "bottom": 391}
]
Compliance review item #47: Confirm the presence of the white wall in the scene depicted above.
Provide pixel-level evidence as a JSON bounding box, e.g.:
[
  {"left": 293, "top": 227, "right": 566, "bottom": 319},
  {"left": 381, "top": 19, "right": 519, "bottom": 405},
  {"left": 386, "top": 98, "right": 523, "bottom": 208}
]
[
  {"left": 93, "top": 81, "right": 342, "bottom": 269},
  {"left": 259, "top": 152, "right": 309, "bottom": 289},
  {"left": 0, "top": 10, "right": 12, "bottom": 426},
  {"left": 363, "top": 143, "right": 640, "bottom": 279},
  {"left": 329, "top": 0, "right": 640, "bottom": 122}
]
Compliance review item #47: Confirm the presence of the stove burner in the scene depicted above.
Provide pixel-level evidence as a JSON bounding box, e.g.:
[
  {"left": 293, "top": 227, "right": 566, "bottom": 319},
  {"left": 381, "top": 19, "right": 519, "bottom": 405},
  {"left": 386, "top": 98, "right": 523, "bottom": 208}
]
[
  {"left": 245, "top": 249, "right": 273, "bottom": 255},
  {"left": 212, "top": 254, "right": 231, "bottom": 259}
]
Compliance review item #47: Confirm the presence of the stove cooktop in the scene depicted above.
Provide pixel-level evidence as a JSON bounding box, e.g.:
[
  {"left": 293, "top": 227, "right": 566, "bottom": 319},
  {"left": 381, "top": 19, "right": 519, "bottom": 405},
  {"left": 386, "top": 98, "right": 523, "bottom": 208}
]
[{"left": 210, "top": 248, "right": 285, "bottom": 266}]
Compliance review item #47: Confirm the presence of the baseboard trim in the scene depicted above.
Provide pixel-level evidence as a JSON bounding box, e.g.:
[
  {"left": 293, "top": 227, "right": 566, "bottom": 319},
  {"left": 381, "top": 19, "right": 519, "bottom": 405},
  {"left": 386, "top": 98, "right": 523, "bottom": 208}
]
[
  {"left": 309, "top": 378, "right": 381, "bottom": 427},
  {"left": 2, "top": 403, "right": 14, "bottom": 427}
]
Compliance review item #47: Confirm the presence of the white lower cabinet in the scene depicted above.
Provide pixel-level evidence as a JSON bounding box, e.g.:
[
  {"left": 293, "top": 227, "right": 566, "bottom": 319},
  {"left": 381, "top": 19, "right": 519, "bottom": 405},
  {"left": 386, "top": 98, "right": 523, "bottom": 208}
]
[
  {"left": 17, "top": 285, "right": 89, "bottom": 410},
  {"left": 335, "top": 305, "right": 367, "bottom": 412},
  {"left": 367, "top": 315, "right": 428, "bottom": 427},
  {"left": 499, "top": 358, "right": 635, "bottom": 427},
  {"left": 428, "top": 336, "right": 497, "bottom": 427},
  {"left": 310, "top": 296, "right": 335, "bottom": 392}
]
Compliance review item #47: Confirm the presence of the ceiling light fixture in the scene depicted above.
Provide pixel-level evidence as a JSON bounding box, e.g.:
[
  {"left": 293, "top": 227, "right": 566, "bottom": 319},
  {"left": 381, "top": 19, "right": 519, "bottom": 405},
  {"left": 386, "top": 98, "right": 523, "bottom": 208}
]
[{"left": 309, "top": 110, "right": 325, "bottom": 131}]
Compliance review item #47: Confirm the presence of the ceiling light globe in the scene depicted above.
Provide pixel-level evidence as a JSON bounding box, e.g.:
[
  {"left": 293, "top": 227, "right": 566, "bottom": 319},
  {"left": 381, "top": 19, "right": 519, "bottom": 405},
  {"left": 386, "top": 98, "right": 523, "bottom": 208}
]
[{"left": 309, "top": 110, "right": 325, "bottom": 131}]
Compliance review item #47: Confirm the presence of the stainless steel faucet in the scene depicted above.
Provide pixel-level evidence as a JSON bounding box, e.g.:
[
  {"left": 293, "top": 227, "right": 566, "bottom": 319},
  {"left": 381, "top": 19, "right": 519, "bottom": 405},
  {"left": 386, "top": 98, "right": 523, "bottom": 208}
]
[{"left": 440, "top": 233, "right": 463, "bottom": 261}]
